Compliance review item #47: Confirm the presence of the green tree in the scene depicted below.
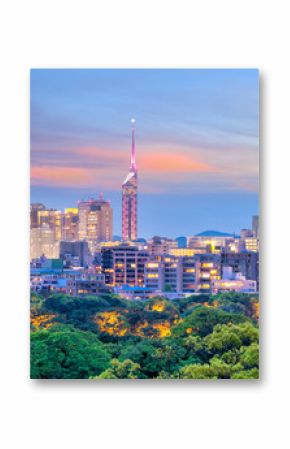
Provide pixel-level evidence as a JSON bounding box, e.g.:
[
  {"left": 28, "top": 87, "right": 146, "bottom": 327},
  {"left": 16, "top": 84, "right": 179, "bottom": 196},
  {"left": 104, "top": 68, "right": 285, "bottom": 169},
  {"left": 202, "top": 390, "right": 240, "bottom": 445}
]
[
  {"left": 171, "top": 306, "right": 248, "bottom": 338},
  {"left": 96, "top": 359, "right": 141, "bottom": 379},
  {"left": 239, "top": 343, "right": 259, "bottom": 369},
  {"left": 204, "top": 322, "right": 258, "bottom": 354},
  {"left": 179, "top": 322, "right": 259, "bottom": 379},
  {"left": 232, "top": 368, "right": 259, "bottom": 379},
  {"left": 179, "top": 364, "right": 217, "bottom": 379},
  {"left": 31, "top": 325, "right": 111, "bottom": 379}
]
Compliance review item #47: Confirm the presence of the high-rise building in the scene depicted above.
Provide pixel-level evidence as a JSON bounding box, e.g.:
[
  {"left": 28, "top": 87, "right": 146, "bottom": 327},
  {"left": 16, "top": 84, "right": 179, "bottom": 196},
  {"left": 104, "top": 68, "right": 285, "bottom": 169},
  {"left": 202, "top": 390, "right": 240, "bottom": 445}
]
[
  {"left": 30, "top": 224, "right": 59, "bottom": 260},
  {"left": 122, "top": 119, "right": 137, "bottom": 241},
  {"left": 37, "top": 208, "right": 62, "bottom": 241},
  {"left": 78, "top": 195, "right": 113, "bottom": 249},
  {"left": 252, "top": 215, "right": 259, "bottom": 239},
  {"left": 30, "top": 203, "right": 46, "bottom": 228},
  {"left": 62, "top": 208, "right": 79, "bottom": 241}
]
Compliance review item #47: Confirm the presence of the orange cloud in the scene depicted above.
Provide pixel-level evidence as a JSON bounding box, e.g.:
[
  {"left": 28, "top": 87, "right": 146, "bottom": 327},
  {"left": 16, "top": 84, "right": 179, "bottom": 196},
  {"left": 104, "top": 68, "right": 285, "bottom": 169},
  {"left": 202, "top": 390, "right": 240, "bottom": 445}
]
[
  {"left": 32, "top": 145, "right": 258, "bottom": 193},
  {"left": 31, "top": 166, "right": 96, "bottom": 187},
  {"left": 139, "top": 151, "right": 214, "bottom": 173}
]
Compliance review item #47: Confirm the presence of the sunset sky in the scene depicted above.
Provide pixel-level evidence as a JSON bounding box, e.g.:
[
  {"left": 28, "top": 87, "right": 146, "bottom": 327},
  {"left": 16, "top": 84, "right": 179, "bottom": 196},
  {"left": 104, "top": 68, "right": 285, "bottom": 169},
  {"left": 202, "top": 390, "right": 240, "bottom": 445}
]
[{"left": 30, "top": 69, "right": 259, "bottom": 238}]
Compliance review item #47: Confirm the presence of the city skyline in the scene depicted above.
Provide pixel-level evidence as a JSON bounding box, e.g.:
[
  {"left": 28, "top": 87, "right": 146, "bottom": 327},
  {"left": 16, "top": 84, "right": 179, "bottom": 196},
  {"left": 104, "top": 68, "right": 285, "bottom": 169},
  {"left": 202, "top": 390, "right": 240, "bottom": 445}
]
[{"left": 31, "top": 69, "right": 259, "bottom": 237}]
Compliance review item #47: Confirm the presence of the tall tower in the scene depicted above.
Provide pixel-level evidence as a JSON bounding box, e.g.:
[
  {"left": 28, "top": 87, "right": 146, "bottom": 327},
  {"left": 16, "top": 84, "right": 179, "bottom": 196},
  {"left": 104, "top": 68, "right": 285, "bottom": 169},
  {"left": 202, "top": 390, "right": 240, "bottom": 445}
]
[{"left": 122, "top": 119, "right": 138, "bottom": 241}]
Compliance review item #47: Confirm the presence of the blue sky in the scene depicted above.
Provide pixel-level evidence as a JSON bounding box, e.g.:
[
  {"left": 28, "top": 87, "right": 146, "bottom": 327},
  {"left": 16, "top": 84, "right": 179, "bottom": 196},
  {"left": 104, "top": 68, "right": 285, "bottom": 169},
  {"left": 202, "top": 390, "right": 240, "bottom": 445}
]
[{"left": 31, "top": 68, "right": 259, "bottom": 238}]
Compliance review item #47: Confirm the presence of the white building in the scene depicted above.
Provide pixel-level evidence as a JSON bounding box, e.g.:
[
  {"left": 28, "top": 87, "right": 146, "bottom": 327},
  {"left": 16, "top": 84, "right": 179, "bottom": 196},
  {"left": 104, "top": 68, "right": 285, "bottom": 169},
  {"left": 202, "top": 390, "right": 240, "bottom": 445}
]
[{"left": 211, "top": 266, "right": 257, "bottom": 293}]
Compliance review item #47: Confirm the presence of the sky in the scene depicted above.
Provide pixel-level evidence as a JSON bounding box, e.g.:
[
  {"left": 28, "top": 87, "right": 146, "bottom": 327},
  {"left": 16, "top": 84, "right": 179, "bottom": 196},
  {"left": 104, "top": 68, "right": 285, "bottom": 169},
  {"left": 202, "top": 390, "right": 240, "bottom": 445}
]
[{"left": 30, "top": 69, "right": 259, "bottom": 238}]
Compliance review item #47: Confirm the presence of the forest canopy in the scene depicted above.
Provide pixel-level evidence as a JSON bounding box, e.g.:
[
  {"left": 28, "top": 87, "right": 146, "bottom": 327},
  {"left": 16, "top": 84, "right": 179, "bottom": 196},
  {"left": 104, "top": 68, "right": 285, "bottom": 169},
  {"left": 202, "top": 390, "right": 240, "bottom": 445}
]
[{"left": 30, "top": 292, "right": 259, "bottom": 379}]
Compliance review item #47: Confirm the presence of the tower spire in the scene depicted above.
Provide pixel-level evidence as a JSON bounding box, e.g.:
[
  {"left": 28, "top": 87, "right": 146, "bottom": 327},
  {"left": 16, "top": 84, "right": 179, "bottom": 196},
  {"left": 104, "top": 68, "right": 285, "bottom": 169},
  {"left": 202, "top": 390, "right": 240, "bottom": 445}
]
[
  {"left": 122, "top": 119, "right": 138, "bottom": 241},
  {"left": 130, "top": 118, "right": 136, "bottom": 171}
]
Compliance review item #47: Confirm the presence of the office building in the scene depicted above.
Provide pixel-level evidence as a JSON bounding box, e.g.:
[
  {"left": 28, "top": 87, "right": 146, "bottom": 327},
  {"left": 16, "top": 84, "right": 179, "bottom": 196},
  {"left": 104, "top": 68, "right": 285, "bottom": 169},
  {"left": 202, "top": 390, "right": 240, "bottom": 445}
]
[
  {"left": 62, "top": 208, "right": 79, "bottom": 241},
  {"left": 37, "top": 208, "right": 62, "bottom": 241},
  {"left": 30, "top": 203, "right": 46, "bottom": 228},
  {"left": 30, "top": 224, "right": 59, "bottom": 260},
  {"left": 78, "top": 195, "right": 113, "bottom": 248}
]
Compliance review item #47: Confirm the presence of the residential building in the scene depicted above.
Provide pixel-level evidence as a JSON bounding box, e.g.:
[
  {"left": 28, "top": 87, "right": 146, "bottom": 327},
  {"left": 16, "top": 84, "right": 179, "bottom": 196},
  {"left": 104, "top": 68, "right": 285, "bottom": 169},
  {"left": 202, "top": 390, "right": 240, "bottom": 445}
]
[
  {"left": 194, "top": 254, "right": 221, "bottom": 293},
  {"left": 221, "top": 252, "right": 259, "bottom": 285},
  {"left": 101, "top": 245, "right": 149, "bottom": 287},
  {"left": 145, "top": 255, "right": 197, "bottom": 293},
  {"left": 147, "top": 236, "right": 178, "bottom": 256},
  {"left": 211, "top": 266, "right": 257, "bottom": 293},
  {"left": 66, "top": 274, "right": 108, "bottom": 296}
]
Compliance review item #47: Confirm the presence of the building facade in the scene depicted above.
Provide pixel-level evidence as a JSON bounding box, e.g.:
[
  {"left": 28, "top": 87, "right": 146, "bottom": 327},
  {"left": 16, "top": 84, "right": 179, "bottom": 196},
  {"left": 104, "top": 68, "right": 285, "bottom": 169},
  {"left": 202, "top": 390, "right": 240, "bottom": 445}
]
[
  {"left": 30, "top": 224, "right": 60, "bottom": 260},
  {"left": 59, "top": 240, "right": 89, "bottom": 267},
  {"left": 78, "top": 195, "right": 113, "bottom": 247},
  {"left": 62, "top": 208, "right": 79, "bottom": 241},
  {"left": 144, "top": 255, "right": 197, "bottom": 293},
  {"left": 66, "top": 274, "right": 108, "bottom": 297},
  {"left": 211, "top": 266, "right": 257, "bottom": 293},
  {"left": 221, "top": 252, "right": 259, "bottom": 287},
  {"left": 101, "top": 246, "right": 149, "bottom": 287},
  {"left": 30, "top": 203, "right": 46, "bottom": 228},
  {"left": 37, "top": 208, "right": 62, "bottom": 241}
]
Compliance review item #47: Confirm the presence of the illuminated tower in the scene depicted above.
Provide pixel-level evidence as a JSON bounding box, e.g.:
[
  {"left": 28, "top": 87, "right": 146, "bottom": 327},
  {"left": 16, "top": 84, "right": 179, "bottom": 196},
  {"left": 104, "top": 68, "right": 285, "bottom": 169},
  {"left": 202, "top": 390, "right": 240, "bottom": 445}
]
[{"left": 122, "top": 119, "right": 137, "bottom": 241}]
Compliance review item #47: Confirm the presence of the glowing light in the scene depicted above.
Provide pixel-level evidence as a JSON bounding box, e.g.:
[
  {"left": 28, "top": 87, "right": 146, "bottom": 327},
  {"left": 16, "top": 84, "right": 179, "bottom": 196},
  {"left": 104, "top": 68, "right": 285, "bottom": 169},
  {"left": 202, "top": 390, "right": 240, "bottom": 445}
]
[
  {"left": 31, "top": 314, "right": 56, "bottom": 329},
  {"left": 151, "top": 302, "right": 166, "bottom": 312},
  {"left": 95, "top": 311, "right": 128, "bottom": 336}
]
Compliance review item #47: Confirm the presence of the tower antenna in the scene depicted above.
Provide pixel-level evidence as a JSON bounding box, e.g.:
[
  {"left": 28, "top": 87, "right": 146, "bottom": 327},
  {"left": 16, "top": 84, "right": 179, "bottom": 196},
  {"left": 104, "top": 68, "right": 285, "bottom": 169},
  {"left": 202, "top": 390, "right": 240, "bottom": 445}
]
[{"left": 130, "top": 118, "right": 136, "bottom": 170}]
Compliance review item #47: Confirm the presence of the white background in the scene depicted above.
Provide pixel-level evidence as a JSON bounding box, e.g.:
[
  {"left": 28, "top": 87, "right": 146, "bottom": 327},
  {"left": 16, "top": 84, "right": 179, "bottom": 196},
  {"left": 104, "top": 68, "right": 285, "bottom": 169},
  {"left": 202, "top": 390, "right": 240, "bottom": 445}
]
[{"left": 0, "top": 1, "right": 289, "bottom": 448}]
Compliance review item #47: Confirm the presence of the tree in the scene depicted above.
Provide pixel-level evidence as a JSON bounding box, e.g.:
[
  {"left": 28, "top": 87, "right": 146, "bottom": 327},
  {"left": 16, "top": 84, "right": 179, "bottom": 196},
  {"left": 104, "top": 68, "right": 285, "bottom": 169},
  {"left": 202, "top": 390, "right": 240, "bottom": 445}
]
[
  {"left": 96, "top": 359, "right": 141, "bottom": 379},
  {"left": 171, "top": 306, "right": 248, "bottom": 338},
  {"left": 179, "top": 364, "right": 217, "bottom": 379},
  {"left": 31, "top": 325, "right": 111, "bottom": 379},
  {"left": 179, "top": 322, "right": 259, "bottom": 379},
  {"left": 204, "top": 322, "right": 258, "bottom": 354},
  {"left": 119, "top": 340, "right": 163, "bottom": 378},
  {"left": 239, "top": 343, "right": 259, "bottom": 369},
  {"left": 231, "top": 368, "right": 259, "bottom": 379}
]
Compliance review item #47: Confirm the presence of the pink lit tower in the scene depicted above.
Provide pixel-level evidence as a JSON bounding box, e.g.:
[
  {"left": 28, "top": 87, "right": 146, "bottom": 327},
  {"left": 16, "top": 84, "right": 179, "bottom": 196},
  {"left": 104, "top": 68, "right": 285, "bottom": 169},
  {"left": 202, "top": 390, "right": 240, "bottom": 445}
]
[{"left": 122, "top": 118, "right": 137, "bottom": 241}]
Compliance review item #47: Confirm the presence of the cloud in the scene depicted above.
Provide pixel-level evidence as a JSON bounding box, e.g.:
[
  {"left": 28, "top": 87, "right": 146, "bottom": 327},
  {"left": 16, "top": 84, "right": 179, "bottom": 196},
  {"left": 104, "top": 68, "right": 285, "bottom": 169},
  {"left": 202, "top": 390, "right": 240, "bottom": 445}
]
[
  {"left": 31, "top": 141, "right": 258, "bottom": 195},
  {"left": 138, "top": 151, "right": 214, "bottom": 173}
]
